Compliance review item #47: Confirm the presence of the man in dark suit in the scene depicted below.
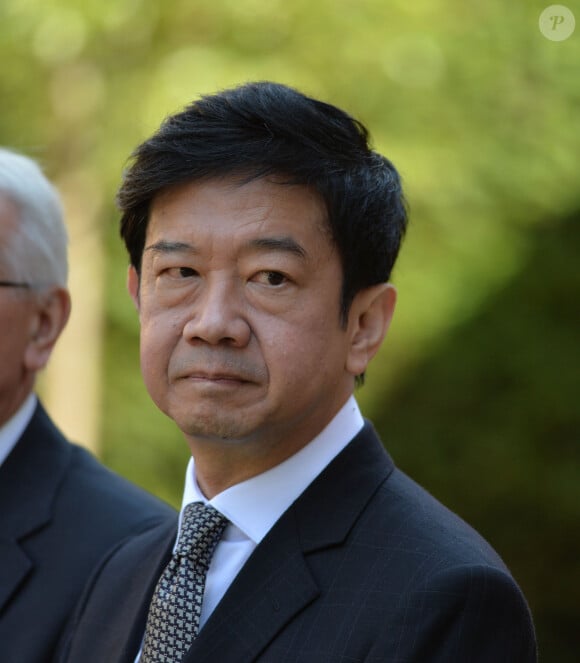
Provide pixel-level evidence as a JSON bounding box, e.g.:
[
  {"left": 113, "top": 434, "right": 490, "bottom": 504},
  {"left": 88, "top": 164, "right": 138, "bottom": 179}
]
[
  {"left": 0, "top": 147, "right": 176, "bottom": 663},
  {"left": 58, "top": 82, "right": 537, "bottom": 662}
]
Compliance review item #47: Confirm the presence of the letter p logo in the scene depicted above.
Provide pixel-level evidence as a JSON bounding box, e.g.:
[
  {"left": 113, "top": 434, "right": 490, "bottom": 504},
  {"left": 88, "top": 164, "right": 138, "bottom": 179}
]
[{"left": 539, "top": 5, "right": 575, "bottom": 41}]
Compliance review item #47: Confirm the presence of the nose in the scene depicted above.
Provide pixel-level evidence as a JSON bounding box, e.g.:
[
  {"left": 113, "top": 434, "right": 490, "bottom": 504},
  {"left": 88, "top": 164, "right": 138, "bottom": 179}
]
[{"left": 182, "top": 276, "right": 251, "bottom": 347}]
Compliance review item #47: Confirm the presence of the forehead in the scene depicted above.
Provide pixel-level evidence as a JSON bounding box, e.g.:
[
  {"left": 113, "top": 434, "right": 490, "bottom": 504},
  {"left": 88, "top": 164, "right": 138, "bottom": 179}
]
[
  {"left": 0, "top": 193, "right": 19, "bottom": 229},
  {"left": 0, "top": 194, "right": 20, "bottom": 263},
  {"left": 146, "top": 177, "right": 331, "bottom": 249}
]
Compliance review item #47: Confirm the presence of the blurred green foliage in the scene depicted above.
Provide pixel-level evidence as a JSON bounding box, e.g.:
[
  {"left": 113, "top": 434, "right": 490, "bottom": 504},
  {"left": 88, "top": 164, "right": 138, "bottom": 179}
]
[
  {"left": 372, "top": 212, "right": 580, "bottom": 661},
  {"left": 1, "top": 0, "right": 578, "bottom": 659}
]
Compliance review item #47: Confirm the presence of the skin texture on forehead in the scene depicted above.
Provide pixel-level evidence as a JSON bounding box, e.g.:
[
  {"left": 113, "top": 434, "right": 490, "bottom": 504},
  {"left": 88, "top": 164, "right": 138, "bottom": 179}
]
[{"left": 0, "top": 194, "right": 20, "bottom": 272}]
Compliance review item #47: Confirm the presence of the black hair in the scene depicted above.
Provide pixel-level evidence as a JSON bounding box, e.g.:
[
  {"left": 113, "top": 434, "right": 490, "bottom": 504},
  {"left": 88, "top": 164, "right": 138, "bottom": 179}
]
[{"left": 118, "top": 81, "right": 407, "bottom": 324}]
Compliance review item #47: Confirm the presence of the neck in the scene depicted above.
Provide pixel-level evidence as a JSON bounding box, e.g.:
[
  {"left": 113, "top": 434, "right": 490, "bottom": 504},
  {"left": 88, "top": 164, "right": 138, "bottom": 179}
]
[
  {"left": 0, "top": 384, "right": 34, "bottom": 429},
  {"left": 186, "top": 431, "right": 316, "bottom": 498}
]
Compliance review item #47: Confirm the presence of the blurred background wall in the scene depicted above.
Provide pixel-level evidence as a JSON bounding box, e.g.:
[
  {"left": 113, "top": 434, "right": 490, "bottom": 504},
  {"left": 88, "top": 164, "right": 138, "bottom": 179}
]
[{"left": 1, "top": 0, "right": 578, "bottom": 659}]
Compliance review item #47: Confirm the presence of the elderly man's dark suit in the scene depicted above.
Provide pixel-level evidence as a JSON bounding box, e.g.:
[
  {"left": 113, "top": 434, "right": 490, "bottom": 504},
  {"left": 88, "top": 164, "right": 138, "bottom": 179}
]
[
  {"left": 59, "top": 423, "right": 537, "bottom": 662},
  {"left": 0, "top": 402, "right": 176, "bottom": 663}
]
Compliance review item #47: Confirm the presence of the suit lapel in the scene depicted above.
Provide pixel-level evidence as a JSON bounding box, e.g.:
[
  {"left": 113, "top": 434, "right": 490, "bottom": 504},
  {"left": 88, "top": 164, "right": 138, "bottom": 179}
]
[
  {"left": 115, "top": 529, "right": 176, "bottom": 661},
  {"left": 185, "top": 423, "right": 393, "bottom": 663},
  {"left": 61, "top": 519, "right": 177, "bottom": 663},
  {"left": 186, "top": 507, "right": 318, "bottom": 663},
  {"left": 0, "top": 402, "right": 70, "bottom": 612},
  {"left": 0, "top": 542, "right": 32, "bottom": 612}
]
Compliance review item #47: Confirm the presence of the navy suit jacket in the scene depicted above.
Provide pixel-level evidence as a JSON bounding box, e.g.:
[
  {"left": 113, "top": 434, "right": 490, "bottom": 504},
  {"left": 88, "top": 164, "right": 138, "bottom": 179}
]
[
  {"left": 59, "top": 423, "right": 536, "bottom": 662},
  {"left": 0, "top": 402, "right": 176, "bottom": 663}
]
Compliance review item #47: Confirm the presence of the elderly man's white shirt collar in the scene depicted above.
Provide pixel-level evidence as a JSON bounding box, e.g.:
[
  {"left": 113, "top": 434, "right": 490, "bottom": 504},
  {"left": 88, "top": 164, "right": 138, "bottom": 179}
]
[
  {"left": 180, "top": 395, "right": 364, "bottom": 544},
  {"left": 0, "top": 393, "right": 37, "bottom": 468}
]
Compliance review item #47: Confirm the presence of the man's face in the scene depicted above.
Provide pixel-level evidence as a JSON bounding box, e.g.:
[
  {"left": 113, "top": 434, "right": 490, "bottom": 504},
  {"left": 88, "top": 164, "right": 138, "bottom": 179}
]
[
  {"left": 0, "top": 195, "right": 37, "bottom": 423},
  {"left": 130, "top": 177, "right": 366, "bottom": 467}
]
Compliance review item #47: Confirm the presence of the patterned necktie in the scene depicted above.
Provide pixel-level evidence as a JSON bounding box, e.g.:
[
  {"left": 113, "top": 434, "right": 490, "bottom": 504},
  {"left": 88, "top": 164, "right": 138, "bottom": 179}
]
[{"left": 140, "top": 502, "right": 228, "bottom": 663}]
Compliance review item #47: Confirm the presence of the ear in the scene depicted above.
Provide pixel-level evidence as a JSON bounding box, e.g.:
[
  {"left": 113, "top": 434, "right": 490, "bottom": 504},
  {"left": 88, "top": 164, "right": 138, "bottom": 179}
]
[
  {"left": 345, "top": 283, "right": 396, "bottom": 377},
  {"left": 127, "top": 265, "right": 141, "bottom": 311},
  {"left": 24, "top": 287, "right": 71, "bottom": 372}
]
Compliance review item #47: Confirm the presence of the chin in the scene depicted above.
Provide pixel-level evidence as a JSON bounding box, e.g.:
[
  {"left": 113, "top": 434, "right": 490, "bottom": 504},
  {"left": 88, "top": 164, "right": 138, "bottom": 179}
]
[{"left": 177, "top": 411, "right": 255, "bottom": 443}]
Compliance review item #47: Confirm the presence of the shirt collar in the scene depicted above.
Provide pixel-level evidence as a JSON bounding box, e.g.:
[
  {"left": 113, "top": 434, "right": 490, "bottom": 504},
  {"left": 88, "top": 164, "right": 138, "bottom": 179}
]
[
  {"left": 180, "top": 395, "right": 364, "bottom": 544},
  {"left": 0, "top": 393, "right": 37, "bottom": 468}
]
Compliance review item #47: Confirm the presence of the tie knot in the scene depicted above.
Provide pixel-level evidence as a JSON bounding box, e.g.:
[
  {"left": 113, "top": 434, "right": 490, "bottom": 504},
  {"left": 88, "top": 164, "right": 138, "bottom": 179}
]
[{"left": 175, "top": 502, "right": 228, "bottom": 563}]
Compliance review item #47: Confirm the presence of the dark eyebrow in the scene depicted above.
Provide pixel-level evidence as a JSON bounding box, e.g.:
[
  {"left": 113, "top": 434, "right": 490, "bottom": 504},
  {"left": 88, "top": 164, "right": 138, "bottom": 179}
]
[
  {"left": 144, "top": 237, "right": 307, "bottom": 259},
  {"left": 247, "top": 237, "right": 307, "bottom": 259},
  {"left": 144, "top": 240, "right": 197, "bottom": 255}
]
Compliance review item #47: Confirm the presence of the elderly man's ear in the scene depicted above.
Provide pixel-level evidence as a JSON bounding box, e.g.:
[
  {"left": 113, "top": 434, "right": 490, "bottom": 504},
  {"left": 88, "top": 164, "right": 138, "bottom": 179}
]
[
  {"left": 24, "top": 287, "right": 71, "bottom": 372},
  {"left": 345, "top": 283, "right": 396, "bottom": 377}
]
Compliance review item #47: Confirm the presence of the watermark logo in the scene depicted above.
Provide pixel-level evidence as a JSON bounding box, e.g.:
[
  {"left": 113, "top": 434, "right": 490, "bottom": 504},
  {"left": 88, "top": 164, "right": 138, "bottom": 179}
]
[{"left": 539, "top": 5, "right": 575, "bottom": 41}]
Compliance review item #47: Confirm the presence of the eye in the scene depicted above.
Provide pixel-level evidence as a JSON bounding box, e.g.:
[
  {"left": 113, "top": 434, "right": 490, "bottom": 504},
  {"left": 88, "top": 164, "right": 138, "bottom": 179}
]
[
  {"left": 255, "top": 270, "right": 288, "bottom": 287},
  {"left": 162, "top": 266, "right": 198, "bottom": 279},
  {"left": 177, "top": 267, "right": 197, "bottom": 278}
]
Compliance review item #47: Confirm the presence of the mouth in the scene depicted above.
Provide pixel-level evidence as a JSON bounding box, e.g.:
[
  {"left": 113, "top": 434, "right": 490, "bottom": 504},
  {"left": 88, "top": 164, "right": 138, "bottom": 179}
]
[
  {"left": 180, "top": 372, "right": 253, "bottom": 385},
  {"left": 185, "top": 373, "right": 249, "bottom": 382},
  {"left": 172, "top": 356, "right": 264, "bottom": 386}
]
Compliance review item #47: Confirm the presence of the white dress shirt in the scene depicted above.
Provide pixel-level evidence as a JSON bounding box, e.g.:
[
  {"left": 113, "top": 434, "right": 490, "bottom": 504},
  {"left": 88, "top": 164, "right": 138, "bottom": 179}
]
[
  {"left": 136, "top": 395, "right": 363, "bottom": 660},
  {"left": 0, "top": 393, "right": 36, "bottom": 468}
]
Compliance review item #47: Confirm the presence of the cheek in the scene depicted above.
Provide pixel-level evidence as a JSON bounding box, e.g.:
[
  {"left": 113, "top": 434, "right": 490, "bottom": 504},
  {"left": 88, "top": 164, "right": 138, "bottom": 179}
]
[
  {"left": 262, "top": 314, "right": 345, "bottom": 384},
  {"left": 0, "top": 342, "right": 22, "bottom": 381},
  {"left": 138, "top": 342, "right": 162, "bottom": 401},
  {"left": 138, "top": 313, "right": 180, "bottom": 379},
  {"left": 1, "top": 309, "right": 32, "bottom": 360}
]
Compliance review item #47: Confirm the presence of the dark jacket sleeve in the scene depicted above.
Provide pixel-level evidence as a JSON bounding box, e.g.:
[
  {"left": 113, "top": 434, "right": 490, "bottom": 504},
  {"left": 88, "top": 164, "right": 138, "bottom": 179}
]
[{"left": 366, "top": 563, "right": 537, "bottom": 662}]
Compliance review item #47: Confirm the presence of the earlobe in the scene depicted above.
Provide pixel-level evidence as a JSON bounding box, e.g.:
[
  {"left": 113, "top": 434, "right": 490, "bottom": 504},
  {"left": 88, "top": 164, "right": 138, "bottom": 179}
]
[
  {"left": 345, "top": 283, "right": 397, "bottom": 377},
  {"left": 24, "top": 287, "right": 71, "bottom": 372},
  {"left": 127, "top": 265, "right": 141, "bottom": 310}
]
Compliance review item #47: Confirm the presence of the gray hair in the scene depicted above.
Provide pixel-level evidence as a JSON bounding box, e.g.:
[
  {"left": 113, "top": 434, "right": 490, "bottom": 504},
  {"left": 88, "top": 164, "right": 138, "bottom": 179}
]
[{"left": 0, "top": 147, "right": 68, "bottom": 287}]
